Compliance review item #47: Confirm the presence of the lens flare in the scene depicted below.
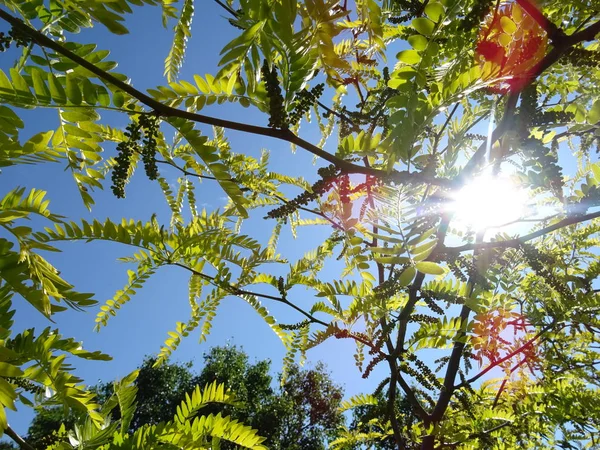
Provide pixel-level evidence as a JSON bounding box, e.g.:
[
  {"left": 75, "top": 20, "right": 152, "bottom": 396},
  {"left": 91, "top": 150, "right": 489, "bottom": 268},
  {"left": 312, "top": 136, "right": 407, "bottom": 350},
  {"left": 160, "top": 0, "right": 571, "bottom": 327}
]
[
  {"left": 476, "top": 1, "right": 548, "bottom": 93},
  {"left": 450, "top": 174, "right": 528, "bottom": 230}
]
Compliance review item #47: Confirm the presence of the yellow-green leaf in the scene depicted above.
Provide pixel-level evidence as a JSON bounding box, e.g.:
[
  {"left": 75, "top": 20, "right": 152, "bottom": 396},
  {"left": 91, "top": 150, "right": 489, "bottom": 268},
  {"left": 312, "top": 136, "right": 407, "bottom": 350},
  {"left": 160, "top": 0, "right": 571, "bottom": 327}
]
[
  {"left": 412, "top": 17, "right": 435, "bottom": 36},
  {"left": 397, "top": 50, "right": 422, "bottom": 65},
  {"left": 500, "top": 16, "right": 517, "bottom": 34},
  {"left": 415, "top": 261, "right": 445, "bottom": 275}
]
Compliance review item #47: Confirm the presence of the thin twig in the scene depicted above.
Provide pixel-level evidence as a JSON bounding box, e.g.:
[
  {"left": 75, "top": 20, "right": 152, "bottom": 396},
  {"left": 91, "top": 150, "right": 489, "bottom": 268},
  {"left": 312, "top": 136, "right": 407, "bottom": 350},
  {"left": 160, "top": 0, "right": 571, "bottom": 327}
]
[
  {"left": 213, "top": 0, "right": 238, "bottom": 18},
  {"left": 171, "top": 262, "right": 329, "bottom": 327}
]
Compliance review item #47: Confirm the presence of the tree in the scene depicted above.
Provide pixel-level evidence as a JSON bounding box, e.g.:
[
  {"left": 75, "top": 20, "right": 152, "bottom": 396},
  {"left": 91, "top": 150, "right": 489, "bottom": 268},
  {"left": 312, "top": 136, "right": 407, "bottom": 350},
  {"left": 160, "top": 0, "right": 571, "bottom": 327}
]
[
  {"left": 23, "top": 347, "right": 344, "bottom": 449},
  {"left": 0, "top": 0, "right": 599, "bottom": 449}
]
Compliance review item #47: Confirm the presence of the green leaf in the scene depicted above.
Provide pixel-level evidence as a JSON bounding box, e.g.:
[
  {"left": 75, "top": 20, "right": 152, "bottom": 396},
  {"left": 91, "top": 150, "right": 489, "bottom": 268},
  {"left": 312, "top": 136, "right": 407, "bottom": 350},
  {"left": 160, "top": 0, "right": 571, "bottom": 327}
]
[
  {"left": 81, "top": 79, "right": 98, "bottom": 105},
  {"left": 412, "top": 17, "right": 435, "bottom": 36},
  {"left": 588, "top": 99, "right": 600, "bottom": 124},
  {"left": 66, "top": 74, "right": 82, "bottom": 105},
  {"left": 408, "top": 35, "right": 428, "bottom": 51},
  {"left": 424, "top": 2, "right": 445, "bottom": 22},
  {"left": 48, "top": 73, "right": 66, "bottom": 104},
  {"left": 398, "top": 266, "right": 416, "bottom": 286},
  {"left": 397, "top": 50, "right": 422, "bottom": 65},
  {"left": 415, "top": 261, "right": 445, "bottom": 275},
  {"left": 0, "top": 362, "right": 23, "bottom": 378},
  {"left": 592, "top": 163, "right": 600, "bottom": 182},
  {"left": 113, "top": 91, "right": 125, "bottom": 108}
]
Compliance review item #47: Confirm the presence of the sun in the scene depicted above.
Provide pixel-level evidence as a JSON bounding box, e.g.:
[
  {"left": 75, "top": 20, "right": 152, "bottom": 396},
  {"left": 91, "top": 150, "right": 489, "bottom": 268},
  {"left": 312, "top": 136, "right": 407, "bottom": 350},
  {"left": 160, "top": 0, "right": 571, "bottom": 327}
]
[{"left": 449, "top": 173, "right": 529, "bottom": 231}]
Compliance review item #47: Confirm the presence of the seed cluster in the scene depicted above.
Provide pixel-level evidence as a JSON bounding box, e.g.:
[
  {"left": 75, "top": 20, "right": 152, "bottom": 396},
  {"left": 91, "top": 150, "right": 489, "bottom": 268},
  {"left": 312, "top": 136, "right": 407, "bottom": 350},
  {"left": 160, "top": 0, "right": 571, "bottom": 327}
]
[
  {"left": 387, "top": 0, "right": 423, "bottom": 23},
  {"left": 111, "top": 114, "right": 160, "bottom": 198},
  {"left": 261, "top": 60, "right": 287, "bottom": 129},
  {"left": 288, "top": 83, "right": 324, "bottom": 126},
  {"left": 139, "top": 114, "right": 159, "bottom": 181},
  {"left": 265, "top": 165, "right": 340, "bottom": 219},
  {"left": 520, "top": 243, "right": 576, "bottom": 303},
  {"left": 279, "top": 320, "right": 310, "bottom": 331},
  {"left": 0, "top": 27, "right": 30, "bottom": 52},
  {"left": 521, "top": 136, "right": 564, "bottom": 194},
  {"left": 5, "top": 376, "right": 43, "bottom": 394}
]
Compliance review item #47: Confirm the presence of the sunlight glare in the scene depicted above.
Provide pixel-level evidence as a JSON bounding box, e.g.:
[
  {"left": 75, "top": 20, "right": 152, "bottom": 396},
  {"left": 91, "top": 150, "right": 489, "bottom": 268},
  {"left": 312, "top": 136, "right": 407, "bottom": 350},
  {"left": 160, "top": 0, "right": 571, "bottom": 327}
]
[{"left": 450, "top": 174, "right": 528, "bottom": 230}]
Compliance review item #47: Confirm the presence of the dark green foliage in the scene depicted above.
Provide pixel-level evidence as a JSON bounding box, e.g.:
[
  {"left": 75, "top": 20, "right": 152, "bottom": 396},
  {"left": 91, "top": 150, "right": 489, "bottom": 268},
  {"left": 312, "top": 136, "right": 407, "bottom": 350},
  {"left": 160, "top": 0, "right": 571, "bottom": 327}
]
[
  {"left": 25, "top": 407, "right": 78, "bottom": 449},
  {"left": 194, "top": 346, "right": 344, "bottom": 450},
  {"left": 24, "top": 346, "right": 344, "bottom": 450},
  {"left": 459, "top": 0, "right": 495, "bottom": 31}
]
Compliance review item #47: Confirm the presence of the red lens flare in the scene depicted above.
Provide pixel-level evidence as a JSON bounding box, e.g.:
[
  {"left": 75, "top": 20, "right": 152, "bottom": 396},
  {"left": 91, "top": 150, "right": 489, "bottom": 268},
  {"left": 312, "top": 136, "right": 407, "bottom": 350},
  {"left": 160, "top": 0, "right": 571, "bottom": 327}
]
[{"left": 475, "top": 1, "right": 548, "bottom": 94}]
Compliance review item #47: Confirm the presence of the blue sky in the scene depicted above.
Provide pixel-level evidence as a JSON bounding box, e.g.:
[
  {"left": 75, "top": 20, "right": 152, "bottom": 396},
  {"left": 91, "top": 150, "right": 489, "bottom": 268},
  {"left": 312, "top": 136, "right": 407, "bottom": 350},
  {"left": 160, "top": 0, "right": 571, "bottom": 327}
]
[{"left": 1, "top": 0, "right": 390, "bottom": 435}]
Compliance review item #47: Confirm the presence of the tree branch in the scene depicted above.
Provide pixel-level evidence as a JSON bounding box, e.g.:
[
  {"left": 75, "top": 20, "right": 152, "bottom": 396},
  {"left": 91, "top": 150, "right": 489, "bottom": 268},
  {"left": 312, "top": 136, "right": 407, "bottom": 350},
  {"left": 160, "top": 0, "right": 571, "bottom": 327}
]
[
  {"left": 5, "top": 425, "right": 35, "bottom": 450},
  {"left": 0, "top": 9, "right": 454, "bottom": 188},
  {"left": 213, "top": 0, "right": 238, "bottom": 18},
  {"left": 444, "top": 210, "right": 600, "bottom": 253},
  {"left": 458, "top": 17, "right": 600, "bottom": 182},
  {"left": 170, "top": 262, "right": 330, "bottom": 327},
  {"left": 429, "top": 231, "right": 485, "bottom": 424}
]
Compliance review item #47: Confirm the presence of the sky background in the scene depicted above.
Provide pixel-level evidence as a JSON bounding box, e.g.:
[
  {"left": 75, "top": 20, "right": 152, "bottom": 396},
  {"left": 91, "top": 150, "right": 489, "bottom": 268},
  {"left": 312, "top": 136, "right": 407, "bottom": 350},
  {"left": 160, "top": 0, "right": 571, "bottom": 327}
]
[{"left": 1, "top": 0, "right": 392, "bottom": 435}]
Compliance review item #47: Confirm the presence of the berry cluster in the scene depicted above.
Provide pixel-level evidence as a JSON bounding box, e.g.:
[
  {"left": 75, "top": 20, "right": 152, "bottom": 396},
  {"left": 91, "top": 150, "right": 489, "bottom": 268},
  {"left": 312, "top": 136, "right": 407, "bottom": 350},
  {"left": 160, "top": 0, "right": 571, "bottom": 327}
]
[
  {"left": 111, "top": 114, "right": 160, "bottom": 198},
  {"left": 0, "top": 31, "right": 11, "bottom": 52},
  {"left": 420, "top": 288, "right": 466, "bottom": 307},
  {"left": 138, "top": 114, "right": 160, "bottom": 181},
  {"left": 5, "top": 376, "right": 43, "bottom": 394},
  {"left": 406, "top": 352, "right": 443, "bottom": 389},
  {"left": 0, "top": 27, "right": 30, "bottom": 52},
  {"left": 464, "top": 133, "right": 487, "bottom": 141},
  {"left": 420, "top": 293, "right": 444, "bottom": 315},
  {"left": 265, "top": 165, "right": 340, "bottom": 219},
  {"left": 338, "top": 174, "right": 350, "bottom": 204},
  {"left": 372, "top": 267, "right": 411, "bottom": 302},
  {"left": 400, "top": 360, "right": 436, "bottom": 393},
  {"left": 276, "top": 276, "right": 287, "bottom": 300},
  {"left": 387, "top": 0, "right": 422, "bottom": 23},
  {"left": 520, "top": 243, "right": 575, "bottom": 303},
  {"left": 261, "top": 60, "right": 287, "bottom": 129},
  {"left": 520, "top": 136, "right": 564, "bottom": 194},
  {"left": 279, "top": 320, "right": 310, "bottom": 331},
  {"left": 362, "top": 353, "right": 385, "bottom": 379},
  {"left": 111, "top": 121, "right": 141, "bottom": 198},
  {"left": 519, "top": 85, "right": 573, "bottom": 128},
  {"left": 519, "top": 83, "right": 539, "bottom": 126},
  {"left": 409, "top": 313, "right": 438, "bottom": 324},
  {"left": 288, "top": 83, "right": 324, "bottom": 126},
  {"left": 529, "top": 111, "right": 574, "bottom": 127}
]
